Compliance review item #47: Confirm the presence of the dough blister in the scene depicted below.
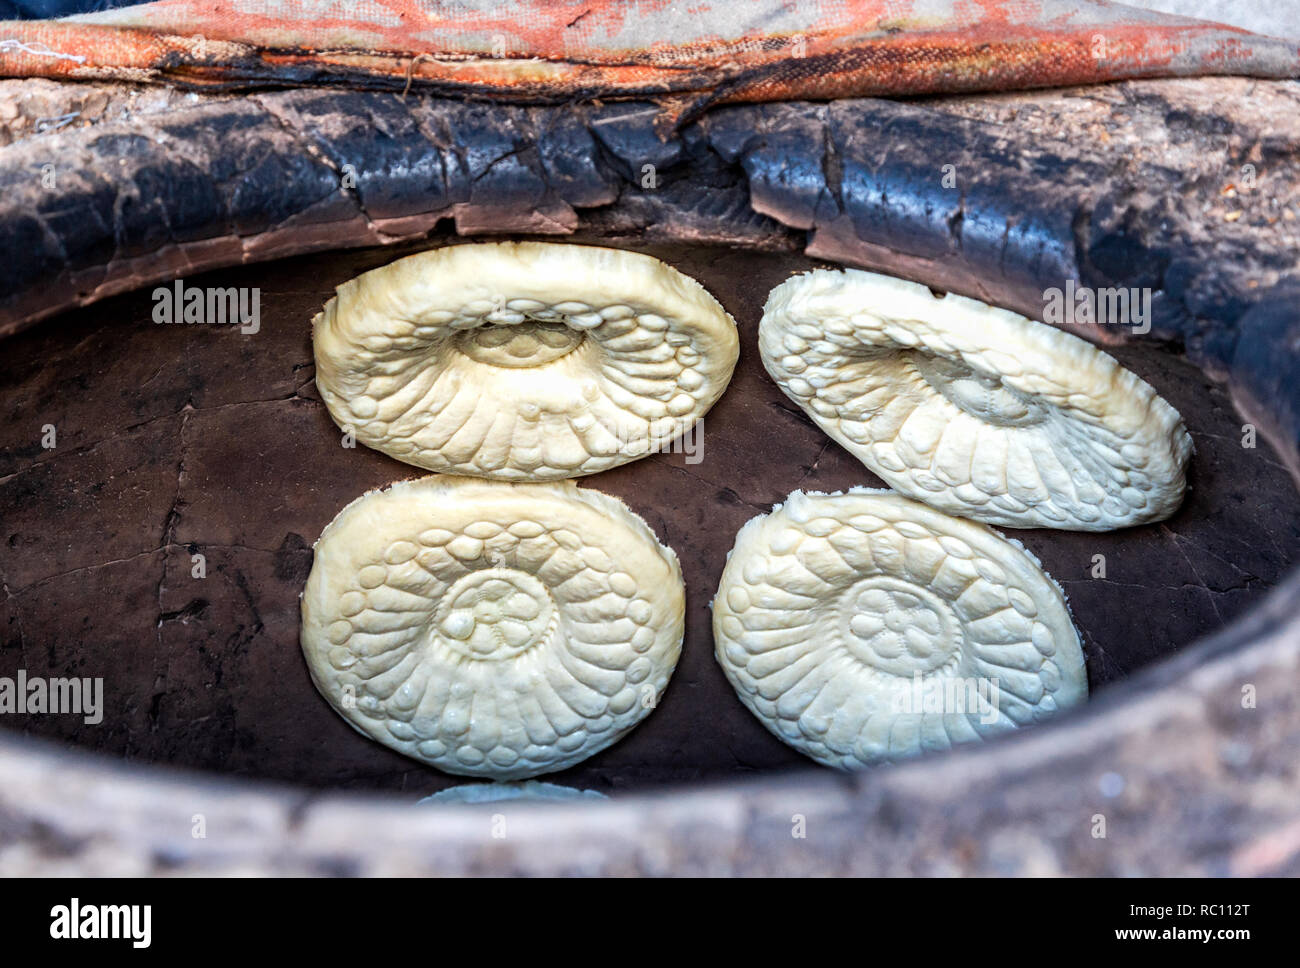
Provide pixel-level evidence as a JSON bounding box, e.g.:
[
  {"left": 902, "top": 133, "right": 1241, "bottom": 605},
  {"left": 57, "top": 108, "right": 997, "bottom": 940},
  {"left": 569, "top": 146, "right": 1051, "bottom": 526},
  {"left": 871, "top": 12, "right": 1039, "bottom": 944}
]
[
  {"left": 301, "top": 476, "right": 685, "bottom": 780},
  {"left": 313, "top": 242, "right": 739, "bottom": 480},
  {"left": 760, "top": 268, "right": 1193, "bottom": 530}
]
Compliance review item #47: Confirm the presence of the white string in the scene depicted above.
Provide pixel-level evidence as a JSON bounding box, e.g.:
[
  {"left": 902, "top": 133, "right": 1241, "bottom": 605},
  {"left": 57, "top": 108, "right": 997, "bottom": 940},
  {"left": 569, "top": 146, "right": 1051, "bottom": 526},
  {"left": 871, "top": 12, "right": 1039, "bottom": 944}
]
[{"left": 0, "top": 39, "right": 88, "bottom": 64}]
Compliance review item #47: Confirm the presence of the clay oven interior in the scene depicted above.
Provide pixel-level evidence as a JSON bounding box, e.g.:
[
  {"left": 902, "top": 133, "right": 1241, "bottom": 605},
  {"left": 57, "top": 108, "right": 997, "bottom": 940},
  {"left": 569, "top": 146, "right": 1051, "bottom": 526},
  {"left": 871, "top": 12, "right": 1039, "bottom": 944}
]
[
  {"left": 3, "top": 234, "right": 1297, "bottom": 797},
  {"left": 1, "top": 67, "right": 1299, "bottom": 874}
]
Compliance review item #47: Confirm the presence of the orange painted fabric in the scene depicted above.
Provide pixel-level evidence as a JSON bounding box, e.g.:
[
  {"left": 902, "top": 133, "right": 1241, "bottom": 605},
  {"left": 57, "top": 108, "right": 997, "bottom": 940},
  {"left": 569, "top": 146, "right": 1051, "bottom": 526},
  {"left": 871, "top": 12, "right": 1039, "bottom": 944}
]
[{"left": 0, "top": 0, "right": 1296, "bottom": 110}]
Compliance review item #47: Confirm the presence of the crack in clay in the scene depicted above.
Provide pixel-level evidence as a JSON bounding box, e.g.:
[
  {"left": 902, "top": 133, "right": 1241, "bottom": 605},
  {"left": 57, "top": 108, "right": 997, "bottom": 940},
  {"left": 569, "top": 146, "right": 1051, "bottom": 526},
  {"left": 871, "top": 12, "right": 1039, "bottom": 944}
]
[
  {"left": 15, "top": 549, "right": 164, "bottom": 593},
  {"left": 1060, "top": 577, "right": 1262, "bottom": 597},
  {"left": 151, "top": 406, "right": 190, "bottom": 730},
  {"left": 0, "top": 570, "right": 27, "bottom": 664},
  {"left": 1160, "top": 523, "right": 1223, "bottom": 622},
  {"left": 8, "top": 540, "right": 302, "bottom": 597},
  {"left": 251, "top": 94, "right": 399, "bottom": 245},
  {"left": 469, "top": 142, "right": 533, "bottom": 185},
  {"left": 655, "top": 458, "right": 766, "bottom": 513},
  {"left": 0, "top": 391, "right": 318, "bottom": 487},
  {"left": 0, "top": 411, "right": 179, "bottom": 486},
  {"left": 791, "top": 439, "right": 835, "bottom": 492},
  {"left": 1187, "top": 541, "right": 1274, "bottom": 583},
  {"left": 819, "top": 110, "right": 844, "bottom": 216},
  {"left": 156, "top": 599, "right": 209, "bottom": 627}
]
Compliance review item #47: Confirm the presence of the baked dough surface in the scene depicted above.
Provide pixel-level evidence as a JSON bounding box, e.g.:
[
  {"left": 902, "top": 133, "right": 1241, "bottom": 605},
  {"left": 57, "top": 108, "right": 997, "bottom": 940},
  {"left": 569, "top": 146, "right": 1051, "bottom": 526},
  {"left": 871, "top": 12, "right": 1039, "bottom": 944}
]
[
  {"left": 314, "top": 242, "right": 739, "bottom": 480},
  {"left": 301, "top": 476, "right": 685, "bottom": 780},
  {"left": 760, "top": 269, "right": 1193, "bottom": 530},
  {"left": 712, "top": 488, "right": 1087, "bottom": 769}
]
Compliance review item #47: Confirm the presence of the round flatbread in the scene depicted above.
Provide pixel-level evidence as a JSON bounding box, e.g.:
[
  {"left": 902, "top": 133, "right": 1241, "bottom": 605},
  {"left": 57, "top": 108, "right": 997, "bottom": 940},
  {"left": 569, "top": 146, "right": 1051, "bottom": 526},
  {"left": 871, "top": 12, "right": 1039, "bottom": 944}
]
[
  {"left": 301, "top": 475, "right": 685, "bottom": 780},
  {"left": 314, "top": 242, "right": 738, "bottom": 480},
  {"left": 713, "top": 488, "right": 1088, "bottom": 769},
  {"left": 760, "top": 268, "right": 1193, "bottom": 530}
]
